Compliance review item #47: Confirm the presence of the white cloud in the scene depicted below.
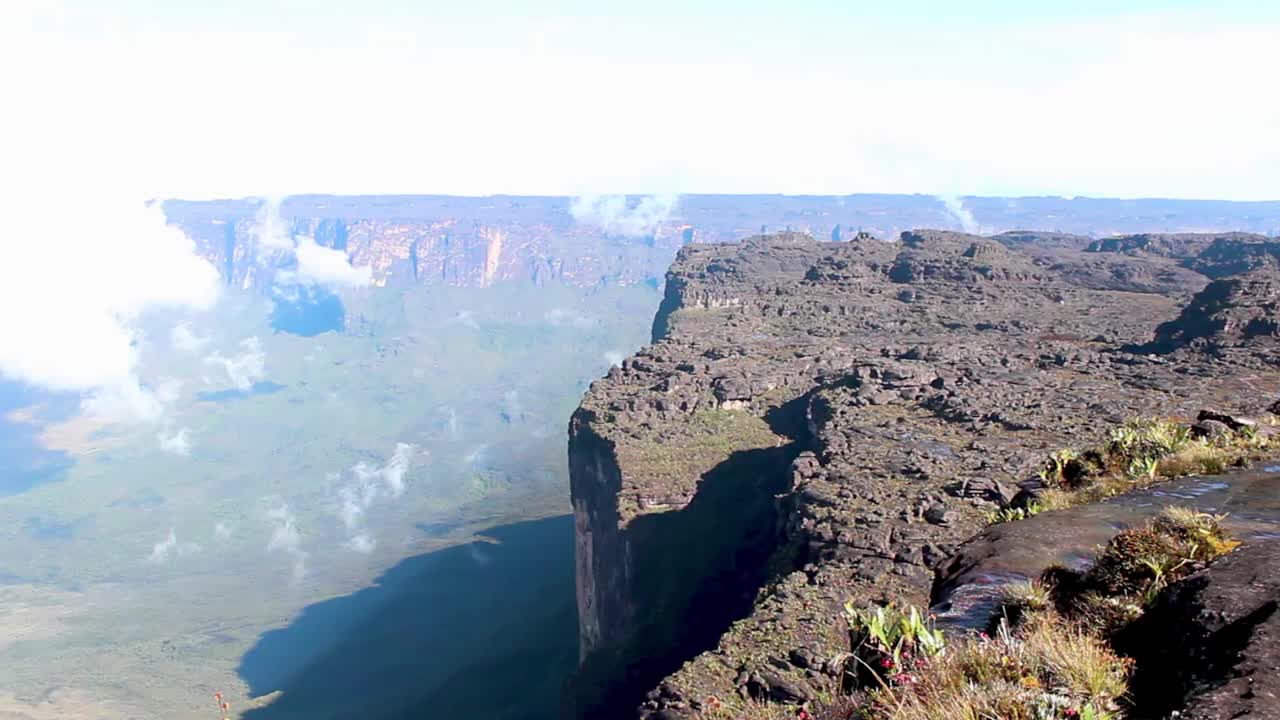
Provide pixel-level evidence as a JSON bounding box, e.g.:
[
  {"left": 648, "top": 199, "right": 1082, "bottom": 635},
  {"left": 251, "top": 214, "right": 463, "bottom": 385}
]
[
  {"left": 204, "top": 337, "right": 266, "bottom": 391},
  {"left": 265, "top": 502, "right": 307, "bottom": 583},
  {"left": 213, "top": 522, "right": 232, "bottom": 541},
  {"left": 334, "top": 443, "right": 418, "bottom": 550},
  {"left": 604, "top": 351, "right": 624, "bottom": 367},
  {"left": 251, "top": 198, "right": 372, "bottom": 288},
  {"left": 346, "top": 533, "right": 376, "bottom": 554},
  {"left": 570, "top": 194, "right": 678, "bottom": 237},
  {"left": 447, "top": 311, "right": 479, "bottom": 329},
  {"left": 440, "top": 406, "right": 461, "bottom": 440},
  {"left": 294, "top": 236, "right": 374, "bottom": 287},
  {"left": 147, "top": 528, "right": 202, "bottom": 563},
  {"left": 158, "top": 426, "right": 192, "bottom": 456},
  {"left": 0, "top": 197, "right": 220, "bottom": 422},
  {"left": 170, "top": 322, "right": 210, "bottom": 354},
  {"left": 544, "top": 308, "right": 596, "bottom": 328},
  {"left": 2, "top": 6, "right": 1276, "bottom": 219},
  {"left": 463, "top": 445, "right": 487, "bottom": 467},
  {"left": 501, "top": 391, "right": 524, "bottom": 423}
]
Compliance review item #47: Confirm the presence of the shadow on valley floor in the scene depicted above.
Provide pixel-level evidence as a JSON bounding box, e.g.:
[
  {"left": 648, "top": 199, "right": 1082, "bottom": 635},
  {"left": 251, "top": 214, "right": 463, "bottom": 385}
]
[{"left": 238, "top": 515, "right": 577, "bottom": 720}]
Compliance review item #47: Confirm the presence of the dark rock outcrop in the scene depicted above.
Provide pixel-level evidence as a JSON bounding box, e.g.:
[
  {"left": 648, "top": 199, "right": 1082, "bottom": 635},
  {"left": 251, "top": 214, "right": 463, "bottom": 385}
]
[
  {"left": 932, "top": 467, "right": 1280, "bottom": 633},
  {"left": 1154, "top": 267, "right": 1280, "bottom": 349},
  {"left": 1086, "top": 232, "right": 1243, "bottom": 259},
  {"left": 567, "top": 228, "right": 1280, "bottom": 718},
  {"left": 1122, "top": 538, "right": 1280, "bottom": 718}
]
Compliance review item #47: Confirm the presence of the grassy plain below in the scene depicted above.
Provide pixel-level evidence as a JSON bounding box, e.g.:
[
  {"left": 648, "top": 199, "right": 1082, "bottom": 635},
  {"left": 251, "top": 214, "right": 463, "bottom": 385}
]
[{"left": 0, "top": 280, "right": 658, "bottom": 718}]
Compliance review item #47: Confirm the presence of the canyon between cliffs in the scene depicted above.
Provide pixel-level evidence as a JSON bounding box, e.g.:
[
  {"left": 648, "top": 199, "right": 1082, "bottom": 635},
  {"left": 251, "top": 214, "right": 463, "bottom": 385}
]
[{"left": 569, "top": 228, "right": 1280, "bottom": 719}]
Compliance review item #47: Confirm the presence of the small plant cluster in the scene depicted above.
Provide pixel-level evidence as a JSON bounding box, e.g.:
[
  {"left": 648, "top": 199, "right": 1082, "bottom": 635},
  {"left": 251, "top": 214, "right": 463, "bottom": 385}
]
[
  {"left": 842, "top": 603, "right": 946, "bottom": 690},
  {"left": 713, "top": 508, "right": 1241, "bottom": 720},
  {"left": 835, "top": 603, "right": 1127, "bottom": 720},
  {"left": 1008, "top": 508, "right": 1241, "bottom": 636},
  {"left": 987, "top": 502, "right": 1044, "bottom": 524},
  {"left": 989, "top": 416, "right": 1273, "bottom": 524}
]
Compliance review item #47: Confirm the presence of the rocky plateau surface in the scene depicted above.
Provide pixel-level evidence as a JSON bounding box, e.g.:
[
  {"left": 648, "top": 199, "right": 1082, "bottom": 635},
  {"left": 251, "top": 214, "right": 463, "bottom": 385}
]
[{"left": 568, "top": 228, "right": 1280, "bottom": 718}]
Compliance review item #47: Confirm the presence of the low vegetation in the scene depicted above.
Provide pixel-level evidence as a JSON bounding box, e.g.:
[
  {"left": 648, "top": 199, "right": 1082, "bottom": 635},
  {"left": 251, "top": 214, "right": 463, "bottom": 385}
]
[
  {"left": 1020, "top": 508, "right": 1240, "bottom": 636},
  {"left": 832, "top": 602, "right": 1129, "bottom": 720},
  {"left": 708, "top": 509, "right": 1240, "bottom": 720},
  {"left": 988, "top": 416, "right": 1275, "bottom": 524}
]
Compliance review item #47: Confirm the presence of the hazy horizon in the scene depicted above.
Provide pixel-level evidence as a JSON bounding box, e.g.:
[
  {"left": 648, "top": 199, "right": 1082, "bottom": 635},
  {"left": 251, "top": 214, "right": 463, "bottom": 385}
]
[{"left": 3, "top": 1, "right": 1278, "bottom": 202}]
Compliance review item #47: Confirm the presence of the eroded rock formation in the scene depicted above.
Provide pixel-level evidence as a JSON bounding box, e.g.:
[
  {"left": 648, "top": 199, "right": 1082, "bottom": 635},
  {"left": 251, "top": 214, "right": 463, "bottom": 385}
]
[
  {"left": 162, "top": 196, "right": 1280, "bottom": 291},
  {"left": 568, "top": 228, "right": 1280, "bottom": 718}
]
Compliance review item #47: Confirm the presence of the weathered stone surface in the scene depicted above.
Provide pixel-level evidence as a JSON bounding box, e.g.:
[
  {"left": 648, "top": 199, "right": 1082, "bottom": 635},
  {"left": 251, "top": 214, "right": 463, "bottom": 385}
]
[
  {"left": 568, "top": 229, "right": 1280, "bottom": 718},
  {"left": 932, "top": 467, "right": 1280, "bottom": 633},
  {"left": 1122, "top": 538, "right": 1280, "bottom": 718},
  {"left": 1154, "top": 268, "right": 1280, "bottom": 350}
]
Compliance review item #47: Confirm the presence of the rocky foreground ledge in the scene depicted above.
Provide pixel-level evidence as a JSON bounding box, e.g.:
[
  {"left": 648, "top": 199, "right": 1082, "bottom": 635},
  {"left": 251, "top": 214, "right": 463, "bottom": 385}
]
[{"left": 566, "top": 229, "right": 1280, "bottom": 718}]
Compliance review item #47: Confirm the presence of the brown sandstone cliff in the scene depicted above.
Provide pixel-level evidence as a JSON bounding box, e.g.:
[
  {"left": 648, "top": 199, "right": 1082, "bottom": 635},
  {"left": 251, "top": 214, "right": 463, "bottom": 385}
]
[{"left": 568, "top": 229, "right": 1280, "bottom": 718}]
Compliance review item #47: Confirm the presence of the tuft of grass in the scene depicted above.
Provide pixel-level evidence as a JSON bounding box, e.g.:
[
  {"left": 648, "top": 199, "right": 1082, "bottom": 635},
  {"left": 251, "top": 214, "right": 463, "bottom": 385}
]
[
  {"left": 991, "top": 416, "right": 1272, "bottom": 525},
  {"left": 1040, "top": 508, "right": 1239, "bottom": 635},
  {"left": 855, "top": 612, "right": 1130, "bottom": 720},
  {"left": 986, "top": 503, "right": 1043, "bottom": 524},
  {"left": 735, "top": 510, "right": 1241, "bottom": 720},
  {"left": 1150, "top": 506, "right": 1241, "bottom": 561},
  {"left": 1155, "top": 440, "right": 1229, "bottom": 477},
  {"left": 1002, "top": 579, "right": 1054, "bottom": 615},
  {"left": 1106, "top": 418, "right": 1191, "bottom": 468}
]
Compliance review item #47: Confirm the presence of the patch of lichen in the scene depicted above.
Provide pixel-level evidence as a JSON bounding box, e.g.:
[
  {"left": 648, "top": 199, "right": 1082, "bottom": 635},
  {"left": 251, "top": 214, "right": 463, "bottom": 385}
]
[{"left": 617, "top": 407, "right": 783, "bottom": 521}]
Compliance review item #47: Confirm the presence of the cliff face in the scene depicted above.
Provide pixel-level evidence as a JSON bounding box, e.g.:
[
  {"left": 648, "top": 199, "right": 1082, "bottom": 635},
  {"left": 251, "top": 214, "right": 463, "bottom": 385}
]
[
  {"left": 568, "top": 229, "right": 1280, "bottom": 717},
  {"left": 163, "top": 195, "right": 1280, "bottom": 290},
  {"left": 568, "top": 413, "right": 628, "bottom": 661}
]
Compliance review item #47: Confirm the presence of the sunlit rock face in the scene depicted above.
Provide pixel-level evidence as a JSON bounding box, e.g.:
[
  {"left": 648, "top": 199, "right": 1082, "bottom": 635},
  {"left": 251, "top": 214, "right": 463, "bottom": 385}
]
[
  {"left": 566, "top": 226, "right": 1280, "bottom": 719},
  {"left": 165, "top": 195, "right": 1280, "bottom": 293}
]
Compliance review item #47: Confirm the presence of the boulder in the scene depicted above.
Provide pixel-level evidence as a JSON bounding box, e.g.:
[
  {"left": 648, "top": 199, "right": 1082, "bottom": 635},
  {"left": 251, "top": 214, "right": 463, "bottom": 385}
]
[{"left": 1121, "top": 539, "right": 1280, "bottom": 719}]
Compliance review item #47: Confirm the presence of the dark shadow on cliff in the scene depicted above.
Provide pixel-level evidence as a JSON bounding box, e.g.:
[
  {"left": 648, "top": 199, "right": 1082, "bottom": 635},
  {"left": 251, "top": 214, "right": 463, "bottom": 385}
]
[
  {"left": 238, "top": 515, "right": 576, "bottom": 720},
  {"left": 576, "top": 439, "right": 802, "bottom": 719}
]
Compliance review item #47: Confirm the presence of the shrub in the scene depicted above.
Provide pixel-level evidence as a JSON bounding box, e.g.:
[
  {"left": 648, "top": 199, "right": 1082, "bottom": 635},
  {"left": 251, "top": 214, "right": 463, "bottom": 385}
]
[
  {"left": 856, "top": 613, "right": 1130, "bottom": 720},
  {"left": 843, "top": 603, "right": 945, "bottom": 689},
  {"left": 1105, "top": 419, "right": 1191, "bottom": 470},
  {"left": 993, "top": 416, "right": 1273, "bottom": 526},
  {"left": 987, "top": 502, "right": 1043, "bottom": 524},
  {"left": 1034, "top": 508, "right": 1239, "bottom": 635},
  {"left": 1000, "top": 579, "right": 1054, "bottom": 622}
]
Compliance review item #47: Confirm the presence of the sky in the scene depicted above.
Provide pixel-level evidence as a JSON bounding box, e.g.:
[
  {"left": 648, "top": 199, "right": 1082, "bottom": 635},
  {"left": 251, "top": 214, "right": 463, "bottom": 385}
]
[
  {"left": 0, "top": 0, "right": 1277, "bottom": 200},
  {"left": 0, "top": 0, "right": 1276, "bottom": 423}
]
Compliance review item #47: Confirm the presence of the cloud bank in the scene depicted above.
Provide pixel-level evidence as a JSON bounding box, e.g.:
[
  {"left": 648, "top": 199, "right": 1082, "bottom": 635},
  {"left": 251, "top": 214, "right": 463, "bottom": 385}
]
[
  {"left": 0, "top": 197, "right": 221, "bottom": 421},
  {"left": 170, "top": 322, "right": 210, "bottom": 354},
  {"left": 157, "top": 426, "right": 192, "bottom": 456},
  {"left": 266, "top": 502, "right": 307, "bottom": 583},
  {"left": 147, "top": 528, "right": 202, "bottom": 563},
  {"left": 204, "top": 337, "right": 266, "bottom": 391},
  {"left": 570, "top": 194, "right": 678, "bottom": 237},
  {"left": 252, "top": 198, "right": 372, "bottom": 288},
  {"left": 335, "top": 443, "right": 419, "bottom": 553}
]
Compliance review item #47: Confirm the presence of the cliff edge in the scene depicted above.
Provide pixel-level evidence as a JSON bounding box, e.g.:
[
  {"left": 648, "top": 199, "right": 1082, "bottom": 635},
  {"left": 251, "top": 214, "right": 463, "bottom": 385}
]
[{"left": 568, "top": 229, "right": 1280, "bottom": 718}]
